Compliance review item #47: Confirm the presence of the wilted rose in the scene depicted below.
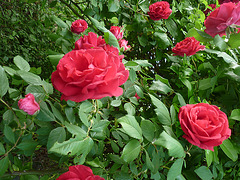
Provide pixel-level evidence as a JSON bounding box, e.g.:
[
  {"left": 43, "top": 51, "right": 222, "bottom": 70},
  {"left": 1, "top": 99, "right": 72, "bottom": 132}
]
[
  {"left": 178, "top": 103, "right": 231, "bottom": 151},
  {"left": 148, "top": 1, "right": 172, "bottom": 20},
  {"left": 71, "top": 19, "right": 88, "bottom": 34},
  {"left": 51, "top": 48, "right": 129, "bottom": 102},
  {"left": 57, "top": 165, "right": 104, "bottom": 180},
  {"left": 204, "top": 2, "right": 240, "bottom": 37},
  {"left": 18, "top": 93, "right": 40, "bottom": 115},
  {"left": 172, "top": 37, "right": 205, "bottom": 56},
  {"left": 110, "top": 26, "right": 123, "bottom": 40}
]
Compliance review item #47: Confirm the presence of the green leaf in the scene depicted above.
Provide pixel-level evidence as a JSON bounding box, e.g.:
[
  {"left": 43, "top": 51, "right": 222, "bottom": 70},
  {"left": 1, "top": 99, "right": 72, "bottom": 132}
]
[
  {"left": 129, "top": 68, "right": 137, "bottom": 82},
  {"left": 111, "top": 100, "right": 122, "bottom": 107},
  {"left": 154, "top": 131, "right": 185, "bottom": 158},
  {"left": 36, "top": 101, "right": 56, "bottom": 121},
  {"left": 145, "top": 150, "right": 154, "bottom": 171},
  {"left": 213, "top": 35, "right": 228, "bottom": 51},
  {"left": 205, "top": 150, "right": 213, "bottom": 167},
  {"left": 65, "top": 122, "right": 87, "bottom": 139},
  {"left": 118, "top": 115, "right": 143, "bottom": 141},
  {"left": 13, "top": 55, "right": 30, "bottom": 71},
  {"left": 108, "top": 0, "right": 120, "bottom": 12},
  {"left": 154, "top": 32, "right": 170, "bottom": 49},
  {"left": 26, "top": 84, "right": 45, "bottom": 101},
  {"left": 229, "top": 109, "right": 240, "bottom": 121},
  {"left": 167, "top": 159, "right": 184, "bottom": 180},
  {"left": 194, "top": 166, "right": 213, "bottom": 180},
  {"left": 204, "top": 49, "right": 237, "bottom": 65},
  {"left": 47, "top": 127, "right": 66, "bottom": 150},
  {"left": 121, "top": 139, "right": 141, "bottom": 163},
  {"left": 51, "top": 15, "right": 68, "bottom": 28},
  {"left": 176, "top": 93, "right": 186, "bottom": 106},
  {"left": 49, "top": 137, "right": 93, "bottom": 156},
  {"left": 91, "top": 120, "right": 110, "bottom": 139},
  {"left": 0, "top": 142, "right": 5, "bottom": 155},
  {"left": 165, "top": 19, "right": 181, "bottom": 40},
  {"left": 17, "top": 70, "right": 42, "bottom": 85},
  {"left": 78, "top": 110, "right": 89, "bottom": 127},
  {"left": 65, "top": 107, "right": 76, "bottom": 124},
  {"left": 150, "top": 80, "right": 172, "bottom": 94},
  {"left": 48, "top": 54, "right": 64, "bottom": 66},
  {"left": 170, "top": 105, "right": 177, "bottom": 125},
  {"left": 17, "top": 140, "right": 38, "bottom": 156},
  {"left": 0, "top": 66, "right": 9, "bottom": 97},
  {"left": 220, "top": 139, "right": 238, "bottom": 161},
  {"left": 134, "top": 85, "right": 143, "bottom": 98},
  {"left": 3, "top": 66, "right": 16, "bottom": 76},
  {"left": 4, "top": 125, "right": 15, "bottom": 144},
  {"left": 0, "top": 156, "right": 9, "bottom": 176},
  {"left": 187, "top": 28, "right": 213, "bottom": 42},
  {"left": 141, "top": 119, "right": 155, "bottom": 142},
  {"left": 228, "top": 32, "right": 240, "bottom": 48},
  {"left": 42, "top": 80, "right": 53, "bottom": 94},
  {"left": 149, "top": 94, "right": 171, "bottom": 126},
  {"left": 124, "top": 102, "right": 135, "bottom": 115}
]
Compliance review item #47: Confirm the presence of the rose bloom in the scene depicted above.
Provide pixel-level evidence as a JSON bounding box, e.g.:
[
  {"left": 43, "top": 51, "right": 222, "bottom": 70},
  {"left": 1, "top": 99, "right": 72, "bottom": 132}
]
[
  {"left": 218, "top": 0, "right": 239, "bottom": 4},
  {"left": 178, "top": 103, "right": 231, "bottom": 151},
  {"left": 110, "top": 26, "right": 123, "bottom": 40},
  {"left": 204, "top": 2, "right": 240, "bottom": 37},
  {"left": 148, "top": 1, "right": 172, "bottom": 20},
  {"left": 71, "top": 19, "right": 88, "bottom": 34},
  {"left": 51, "top": 48, "right": 129, "bottom": 102},
  {"left": 203, "top": 4, "right": 216, "bottom": 16},
  {"left": 172, "top": 37, "right": 205, "bottom": 56},
  {"left": 57, "top": 165, "right": 104, "bottom": 180},
  {"left": 119, "top": 39, "right": 131, "bottom": 51},
  {"left": 18, "top": 93, "right": 40, "bottom": 115}
]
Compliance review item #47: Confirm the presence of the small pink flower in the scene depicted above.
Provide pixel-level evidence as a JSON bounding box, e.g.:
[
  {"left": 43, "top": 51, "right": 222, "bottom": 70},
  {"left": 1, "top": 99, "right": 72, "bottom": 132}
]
[
  {"left": 18, "top": 93, "right": 40, "bottom": 115},
  {"left": 57, "top": 165, "right": 104, "bottom": 180},
  {"left": 71, "top": 19, "right": 88, "bottom": 34},
  {"left": 134, "top": 93, "right": 140, "bottom": 100},
  {"left": 119, "top": 39, "right": 131, "bottom": 51},
  {"left": 110, "top": 26, "right": 123, "bottom": 40}
]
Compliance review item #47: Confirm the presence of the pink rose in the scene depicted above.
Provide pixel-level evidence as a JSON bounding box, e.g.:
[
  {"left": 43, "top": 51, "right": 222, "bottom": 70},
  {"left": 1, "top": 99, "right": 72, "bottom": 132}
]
[
  {"left": 218, "top": 0, "right": 239, "bottom": 4},
  {"left": 51, "top": 48, "right": 129, "bottom": 102},
  {"left": 203, "top": 4, "right": 216, "bottom": 16},
  {"left": 148, "top": 1, "right": 172, "bottom": 20},
  {"left": 172, "top": 37, "right": 205, "bottom": 56},
  {"left": 71, "top": 19, "right": 88, "bottom": 34},
  {"left": 119, "top": 39, "right": 131, "bottom": 51},
  {"left": 57, "top": 165, "right": 104, "bottom": 180},
  {"left": 204, "top": 2, "right": 240, "bottom": 37},
  {"left": 18, "top": 93, "right": 40, "bottom": 115},
  {"left": 110, "top": 26, "right": 123, "bottom": 40},
  {"left": 178, "top": 103, "right": 231, "bottom": 151}
]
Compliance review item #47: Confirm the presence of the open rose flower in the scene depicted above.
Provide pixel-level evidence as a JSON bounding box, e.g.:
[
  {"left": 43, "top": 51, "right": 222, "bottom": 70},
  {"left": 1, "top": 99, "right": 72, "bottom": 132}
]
[
  {"left": 18, "top": 93, "right": 40, "bottom": 115},
  {"left": 57, "top": 165, "right": 104, "bottom": 180},
  {"left": 204, "top": 2, "right": 240, "bottom": 37},
  {"left": 51, "top": 48, "right": 129, "bottom": 102},
  {"left": 110, "top": 26, "right": 123, "bottom": 40},
  {"left": 178, "top": 103, "right": 231, "bottom": 151},
  {"left": 172, "top": 37, "right": 205, "bottom": 56},
  {"left": 148, "top": 1, "right": 172, "bottom": 20},
  {"left": 119, "top": 39, "right": 131, "bottom": 51},
  {"left": 71, "top": 19, "right": 88, "bottom": 34}
]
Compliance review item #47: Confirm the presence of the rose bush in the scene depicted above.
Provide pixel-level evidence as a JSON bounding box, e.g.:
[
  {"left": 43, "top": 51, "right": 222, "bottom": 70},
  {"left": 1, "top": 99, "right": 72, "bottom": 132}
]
[
  {"left": 204, "top": 2, "right": 240, "bottom": 37},
  {"left": 51, "top": 48, "right": 129, "bottom": 102},
  {"left": 18, "top": 93, "right": 40, "bottom": 115},
  {"left": 110, "top": 26, "right": 123, "bottom": 40},
  {"left": 71, "top": 19, "right": 88, "bottom": 34},
  {"left": 172, "top": 37, "right": 205, "bottom": 56},
  {"left": 57, "top": 165, "right": 104, "bottom": 180},
  {"left": 147, "top": 1, "right": 172, "bottom": 20},
  {"left": 178, "top": 103, "right": 231, "bottom": 151}
]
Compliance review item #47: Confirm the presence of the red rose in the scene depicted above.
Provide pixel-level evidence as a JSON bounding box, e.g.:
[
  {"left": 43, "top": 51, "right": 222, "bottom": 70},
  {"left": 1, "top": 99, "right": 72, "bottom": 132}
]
[
  {"left": 51, "top": 48, "right": 129, "bottom": 102},
  {"left": 204, "top": 2, "right": 240, "bottom": 37},
  {"left": 110, "top": 26, "right": 123, "bottom": 40},
  {"left": 57, "top": 165, "right": 104, "bottom": 180},
  {"left": 119, "top": 39, "right": 131, "bottom": 51},
  {"left": 178, "top": 103, "right": 231, "bottom": 151},
  {"left": 172, "top": 37, "right": 205, "bottom": 56},
  {"left": 18, "top": 93, "right": 40, "bottom": 115},
  {"left": 134, "top": 93, "right": 140, "bottom": 100},
  {"left": 71, "top": 19, "right": 88, "bottom": 34},
  {"left": 203, "top": 4, "right": 216, "bottom": 16},
  {"left": 218, "top": 0, "right": 239, "bottom": 4},
  {"left": 148, "top": 1, "right": 172, "bottom": 20}
]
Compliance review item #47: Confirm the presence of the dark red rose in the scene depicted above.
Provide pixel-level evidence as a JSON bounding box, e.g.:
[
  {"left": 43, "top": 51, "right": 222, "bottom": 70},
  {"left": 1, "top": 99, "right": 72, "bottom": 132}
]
[
  {"left": 134, "top": 93, "right": 140, "bottom": 100},
  {"left": 148, "top": 1, "right": 172, "bottom": 20},
  {"left": 178, "top": 103, "right": 231, "bottom": 151},
  {"left": 119, "top": 39, "right": 131, "bottom": 51},
  {"left": 51, "top": 48, "right": 129, "bottom": 102},
  {"left": 18, "top": 93, "right": 40, "bottom": 115},
  {"left": 71, "top": 19, "right": 88, "bottom": 34},
  {"left": 110, "top": 26, "right": 123, "bottom": 40},
  {"left": 57, "top": 165, "right": 104, "bottom": 180},
  {"left": 204, "top": 2, "right": 240, "bottom": 37},
  {"left": 203, "top": 4, "right": 216, "bottom": 16},
  {"left": 172, "top": 37, "right": 205, "bottom": 56},
  {"left": 218, "top": 0, "right": 239, "bottom": 4}
]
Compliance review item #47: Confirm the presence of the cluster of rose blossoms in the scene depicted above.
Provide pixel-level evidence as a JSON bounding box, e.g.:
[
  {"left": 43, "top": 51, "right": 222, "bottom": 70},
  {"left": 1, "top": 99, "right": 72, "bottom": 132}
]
[{"left": 17, "top": 1, "right": 235, "bottom": 179}]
